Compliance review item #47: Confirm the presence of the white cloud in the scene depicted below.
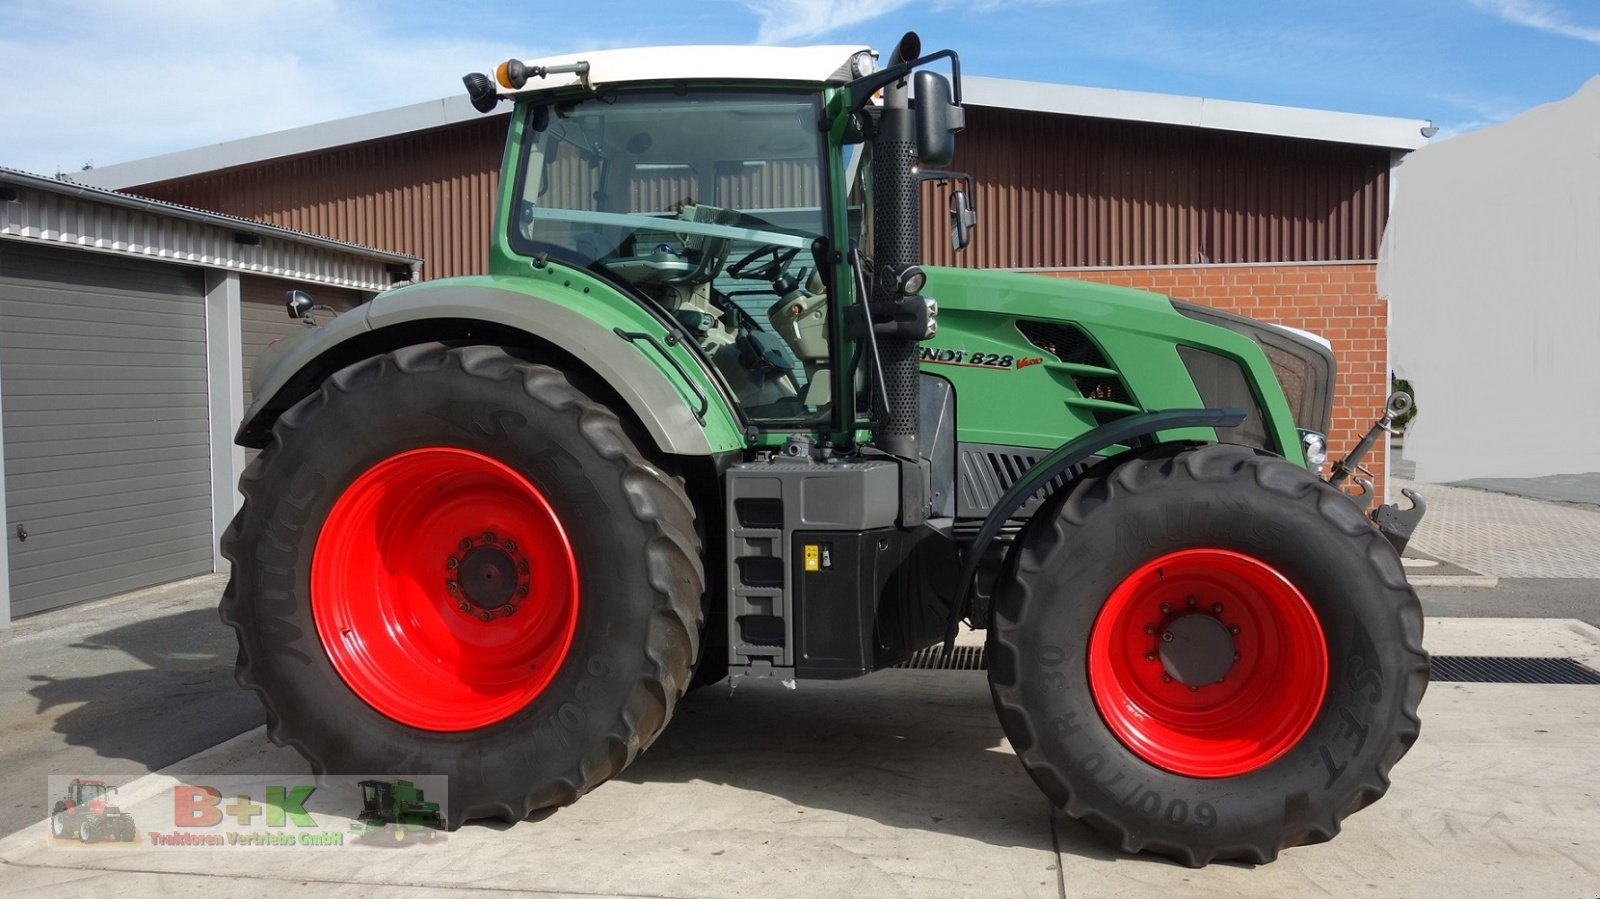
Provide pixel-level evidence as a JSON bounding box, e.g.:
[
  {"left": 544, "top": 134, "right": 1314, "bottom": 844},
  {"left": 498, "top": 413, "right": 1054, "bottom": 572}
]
[
  {"left": 0, "top": 0, "right": 556, "bottom": 175},
  {"left": 734, "top": 0, "right": 1091, "bottom": 45},
  {"left": 1469, "top": 0, "right": 1600, "bottom": 45},
  {"left": 736, "top": 0, "right": 915, "bottom": 44}
]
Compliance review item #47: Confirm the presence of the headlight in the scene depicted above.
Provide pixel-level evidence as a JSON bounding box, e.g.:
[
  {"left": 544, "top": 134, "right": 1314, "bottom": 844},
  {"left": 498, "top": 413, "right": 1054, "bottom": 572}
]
[
  {"left": 1300, "top": 430, "right": 1328, "bottom": 468},
  {"left": 850, "top": 50, "right": 878, "bottom": 78}
]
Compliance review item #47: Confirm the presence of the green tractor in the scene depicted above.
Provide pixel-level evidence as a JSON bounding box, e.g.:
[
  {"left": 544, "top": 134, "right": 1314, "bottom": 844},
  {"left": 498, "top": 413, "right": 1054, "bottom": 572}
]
[
  {"left": 350, "top": 780, "right": 445, "bottom": 843},
  {"left": 222, "top": 34, "right": 1428, "bottom": 866}
]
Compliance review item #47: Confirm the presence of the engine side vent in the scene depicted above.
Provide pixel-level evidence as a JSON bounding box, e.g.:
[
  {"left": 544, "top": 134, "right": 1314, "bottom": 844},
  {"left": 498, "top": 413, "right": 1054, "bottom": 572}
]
[
  {"left": 1017, "top": 321, "right": 1107, "bottom": 367},
  {"left": 1016, "top": 320, "right": 1136, "bottom": 420},
  {"left": 956, "top": 443, "right": 1092, "bottom": 519}
]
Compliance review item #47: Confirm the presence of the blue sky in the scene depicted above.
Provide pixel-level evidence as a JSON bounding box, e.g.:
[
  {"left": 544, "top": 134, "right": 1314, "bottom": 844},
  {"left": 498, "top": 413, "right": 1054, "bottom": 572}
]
[{"left": 0, "top": 0, "right": 1595, "bottom": 176}]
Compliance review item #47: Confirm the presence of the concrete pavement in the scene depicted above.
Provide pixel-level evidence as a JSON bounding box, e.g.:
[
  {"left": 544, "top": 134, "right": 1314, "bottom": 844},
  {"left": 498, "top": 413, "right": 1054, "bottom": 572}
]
[
  {"left": 0, "top": 574, "right": 261, "bottom": 837},
  {"left": 3, "top": 472, "right": 1599, "bottom": 895},
  {"left": 1, "top": 618, "right": 1598, "bottom": 898}
]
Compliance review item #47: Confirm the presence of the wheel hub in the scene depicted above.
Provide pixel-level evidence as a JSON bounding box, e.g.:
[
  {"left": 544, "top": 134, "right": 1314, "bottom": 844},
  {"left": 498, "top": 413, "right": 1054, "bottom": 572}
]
[
  {"left": 1157, "top": 612, "right": 1236, "bottom": 686},
  {"left": 448, "top": 533, "right": 530, "bottom": 618}
]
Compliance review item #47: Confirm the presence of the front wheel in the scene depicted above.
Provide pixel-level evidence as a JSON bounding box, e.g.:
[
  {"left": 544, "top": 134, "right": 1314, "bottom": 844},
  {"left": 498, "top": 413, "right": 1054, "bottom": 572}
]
[
  {"left": 221, "top": 346, "right": 704, "bottom": 827},
  {"left": 988, "top": 444, "right": 1428, "bottom": 867}
]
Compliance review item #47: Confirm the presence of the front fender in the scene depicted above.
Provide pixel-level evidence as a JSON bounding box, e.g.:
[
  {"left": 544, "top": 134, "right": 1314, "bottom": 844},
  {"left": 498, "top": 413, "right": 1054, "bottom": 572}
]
[
  {"left": 239, "top": 276, "right": 746, "bottom": 456},
  {"left": 943, "top": 407, "right": 1246, "bottom": 651}
]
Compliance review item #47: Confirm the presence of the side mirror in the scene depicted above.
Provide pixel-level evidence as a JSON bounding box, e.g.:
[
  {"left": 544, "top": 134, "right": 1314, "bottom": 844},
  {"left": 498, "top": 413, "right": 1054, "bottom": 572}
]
[
  {"left": 913, "top": 70, "right": 965, "bottom": 167},
  {"left": 949, "top": 189, "right": 976, "bottom": 252}
]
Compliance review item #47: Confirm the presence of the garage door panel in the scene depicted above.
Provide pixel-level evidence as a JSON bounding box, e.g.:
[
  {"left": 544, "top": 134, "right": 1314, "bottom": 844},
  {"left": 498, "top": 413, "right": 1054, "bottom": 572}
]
[
  {"left": 2, "top": 392, "right": 204, "bottom": 414},
  {"left": 0, "top": 286, "right": 206, "bottom": 322},
  {"left": 9, "top": 484, "right": 210, "bottom": 533},
  {"left": 6, "top": 443, "right": 210, "bottom": 477},
  {"left": 3, "top": 243, "right": 212, "bottom": 614},
  {"left": 0, "top": 331, "right": 205, "bottom": 357},
  {"left": 9, "top": 404, "right": 208, "bottom": 429},
  {"left": 9, "top": 520, "right": 214, "bottom": 577},
  {"left": 5, "top": 429, "right": 208, "bottom": 462},
  {"left": 1, "top": 251, "right": 205, "bottom": 297},
  {"left": 8, "top": 468, "right": 212, "bottom": 510},
  {"left": 11, "top": 546, "right": 215, "bottom": 617},
  {"left": 1, "top": 346, "right": 210, "bottom": 370}
]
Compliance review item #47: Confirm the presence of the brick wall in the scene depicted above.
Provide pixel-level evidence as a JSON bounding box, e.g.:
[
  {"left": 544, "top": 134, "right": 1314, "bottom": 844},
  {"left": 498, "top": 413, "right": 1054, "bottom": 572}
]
[{"left": 1037, "top": 262, "right": 1387, "bottom": 498}]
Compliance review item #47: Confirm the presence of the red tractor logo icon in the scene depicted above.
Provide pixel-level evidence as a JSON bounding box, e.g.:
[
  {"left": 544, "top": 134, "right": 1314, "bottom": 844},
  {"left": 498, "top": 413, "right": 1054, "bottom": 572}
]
[{"left": 51, "top": 779, "right": 137, "bottom": 843}]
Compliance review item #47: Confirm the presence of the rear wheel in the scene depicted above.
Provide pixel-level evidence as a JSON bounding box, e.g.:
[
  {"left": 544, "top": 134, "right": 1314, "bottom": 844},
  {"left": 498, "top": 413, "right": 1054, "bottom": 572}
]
[
  {"left": 221, "top": 346, "right": 703, "bottom": 827},
  {"left": 50, "top": 805, "right": 74, "bottom": 840},
  {"left": 988, "top": 444, "right": 1428, "bottom": 866}
]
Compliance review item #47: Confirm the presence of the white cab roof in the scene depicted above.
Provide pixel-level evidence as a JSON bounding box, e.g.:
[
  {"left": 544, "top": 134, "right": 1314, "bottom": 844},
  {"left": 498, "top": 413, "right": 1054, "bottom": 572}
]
[{"left": 495, "top": 45, "right": 872, "bottom": 97}]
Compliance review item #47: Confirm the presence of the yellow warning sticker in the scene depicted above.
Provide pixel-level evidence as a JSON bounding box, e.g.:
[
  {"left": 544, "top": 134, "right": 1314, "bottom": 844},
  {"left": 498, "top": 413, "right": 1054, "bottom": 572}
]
[{"left": 803, "top": 544, "right": 820, "bottom": 572}]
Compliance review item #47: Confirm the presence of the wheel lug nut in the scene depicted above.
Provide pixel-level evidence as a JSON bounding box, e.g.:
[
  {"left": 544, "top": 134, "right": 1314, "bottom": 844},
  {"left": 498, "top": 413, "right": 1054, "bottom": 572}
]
[
  {"left": 504, "top": 539, "right": 516, "bottom": 553},
  {"left": 1144, "top": 651, "right": 1156, "bottom": 661},
  {"left": 1212, "top": 603, "right": 1223, "bottom": 613},
  {"left": 1229, "top": 625, "right": 1240, "bottom": 635},
  {"left": 1143, "top": 624, "right": 1156, "bottom": 634},
  {"left": 1160, "top": 603, "right": 1171, "bottom": 614},
  {"left": 445, "top": 557, "right": 458, "bottom": 570},
  {"left": 1161, "top": 632, "right": 1174, "bottom": 643},
  {"left": 482, "top": 531, "right": 497, "bottom": 544},
  {"left": 1161, "top": 674, "right": 1172, "bottom": 683},
  {"left": 457, "top": 602, "right": 470, "bottom": 612},
  {"left": 517, "top": 585, "right": 529, "bottom": 597},
  {"left": 1233, "top": 653, "right": 1241, "bottom": 661},
  {"left": 446, "top": 581, "right": 459, "bottom": 594},
  {"left": 1186, "top": 595, "right": 1196, "bottom": 607},
  {"left": 1189, "top": 685, "right": 1199, "bottom": 692},
  {"left": 460, "top": 538, "right": 473, "bottom": 552},
  {"left": 478, "top": 611, "right": 493, "bottom": 621},
  {"left": 501, "top": 605, "right": 516, "bottom": 617}
]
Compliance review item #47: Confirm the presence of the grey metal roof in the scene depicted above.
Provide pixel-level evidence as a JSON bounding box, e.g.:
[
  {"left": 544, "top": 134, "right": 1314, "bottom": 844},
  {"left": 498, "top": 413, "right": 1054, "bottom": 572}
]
[
  {"left": 2, "top": 167, "right": 419, "bottom": 266},
  {"left": 67, "top": 72, "right": 1433, "bottom": 192},
  {"left": 2, "top": 167, "right": 420, "bottom": 291}
]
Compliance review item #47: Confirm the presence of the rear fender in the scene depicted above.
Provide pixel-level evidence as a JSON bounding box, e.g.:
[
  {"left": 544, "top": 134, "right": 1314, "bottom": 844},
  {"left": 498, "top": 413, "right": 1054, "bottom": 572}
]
[{"left": 238, "top": 280, "right": 745, "bottom": 456}]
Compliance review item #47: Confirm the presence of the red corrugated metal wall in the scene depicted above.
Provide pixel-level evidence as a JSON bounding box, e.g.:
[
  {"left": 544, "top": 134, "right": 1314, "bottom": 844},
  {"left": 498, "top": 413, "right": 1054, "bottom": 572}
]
[
  {"left": 922, "top": 107, "right": 1392, "bottom": 269},
  {"left": 134, "top": 118, "right": 508, "bottom": 281},
  {"left": 128, "top": 106, "right": 1392, "bottom": 280}
]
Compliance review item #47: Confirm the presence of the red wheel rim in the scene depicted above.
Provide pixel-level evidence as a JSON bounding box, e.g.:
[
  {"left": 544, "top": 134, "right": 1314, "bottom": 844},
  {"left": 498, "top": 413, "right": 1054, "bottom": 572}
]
[
  {"left": 1087, "top": 549, "right": 1327, "bottom": 777},
  {"left": 312, "top": 447, "right": 579, "bottom": 731}
]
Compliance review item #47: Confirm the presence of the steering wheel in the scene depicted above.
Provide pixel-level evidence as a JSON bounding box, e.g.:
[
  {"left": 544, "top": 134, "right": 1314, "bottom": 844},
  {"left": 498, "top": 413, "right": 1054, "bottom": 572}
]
[{"left": 726, "top": 245, "right": 800, "bottom": 281}]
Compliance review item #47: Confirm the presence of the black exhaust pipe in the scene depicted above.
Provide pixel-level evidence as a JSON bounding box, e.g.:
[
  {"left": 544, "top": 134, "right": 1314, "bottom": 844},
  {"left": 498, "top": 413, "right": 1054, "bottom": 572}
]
[{"left": 871, "top": 32, "right": 923, "bottom": 461}]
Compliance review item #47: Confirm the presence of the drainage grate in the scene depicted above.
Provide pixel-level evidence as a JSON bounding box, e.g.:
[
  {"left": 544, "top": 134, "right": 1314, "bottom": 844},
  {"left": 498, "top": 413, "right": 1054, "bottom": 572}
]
[
  {"left": 1430, "top": 655, "right": 1600, "bottom": 685},
  {"left": 897, "top": 648, "right": 1600, "bottom": 685}
]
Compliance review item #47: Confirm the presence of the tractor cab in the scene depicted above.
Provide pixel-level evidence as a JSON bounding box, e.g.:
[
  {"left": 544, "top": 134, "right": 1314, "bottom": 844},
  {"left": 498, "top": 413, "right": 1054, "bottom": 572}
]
[
  {"left": 358, "top": 780, "right": 395, "bottom": 819},
  {"left": 479, "top": 41, "right": 967, "bottom": 439},
  {"left": 68, "top": 779, "right": 111, "bottom": 806},
  {"left": 508, "top": 88, "right": 834, "bottom": 419}
]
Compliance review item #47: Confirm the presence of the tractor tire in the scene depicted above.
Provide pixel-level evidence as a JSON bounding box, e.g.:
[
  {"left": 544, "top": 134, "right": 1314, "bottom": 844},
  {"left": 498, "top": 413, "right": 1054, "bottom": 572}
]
[
  {"left": 78, "top": 821, "right": 97, "bottom": 844},
  {"left": 50, "top": 806, "right": 74, "bottom": 840},
  {"left": 988, "top": 443, "right": 1427, "bottom": 867},
  {"left": 220, "top": 346, "right": 703, "bottom": 828}
]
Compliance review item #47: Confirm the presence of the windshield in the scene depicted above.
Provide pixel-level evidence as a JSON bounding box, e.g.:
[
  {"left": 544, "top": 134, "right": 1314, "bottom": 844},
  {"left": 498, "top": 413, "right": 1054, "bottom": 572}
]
[{"left": 512, "top": 91, "right": 833, "bottom": 423}]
